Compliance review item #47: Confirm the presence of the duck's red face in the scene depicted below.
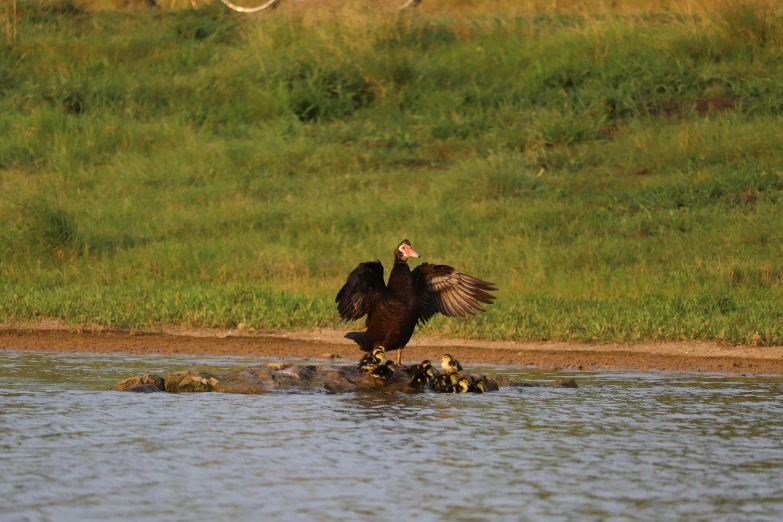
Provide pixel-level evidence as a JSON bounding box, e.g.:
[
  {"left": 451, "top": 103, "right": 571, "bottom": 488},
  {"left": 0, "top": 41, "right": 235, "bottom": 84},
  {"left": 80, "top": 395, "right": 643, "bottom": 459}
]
[{"left": 397, "top": 240, "right": 419, "bottom": 261}]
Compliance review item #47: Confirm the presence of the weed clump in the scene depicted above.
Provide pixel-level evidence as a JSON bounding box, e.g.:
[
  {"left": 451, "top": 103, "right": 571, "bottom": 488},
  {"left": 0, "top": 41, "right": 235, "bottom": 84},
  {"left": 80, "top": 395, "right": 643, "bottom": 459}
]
[
  {"left": 283, "top": 59, "right": 375, "bottom": 122},
  {"left": 375, "top": 19, "right": 457, "bottom": 51},
  {"left": 173, "top": 8, "right": 239, "bottom": 43},
  {"left": 23, "top": 200, "right": 81, "bottom": 253},
  {"left": 20, "top": 0, "right": 83, "bottom": 23},
  {"left": 716, "top": 2, "right": 780, "bottom": 48}
]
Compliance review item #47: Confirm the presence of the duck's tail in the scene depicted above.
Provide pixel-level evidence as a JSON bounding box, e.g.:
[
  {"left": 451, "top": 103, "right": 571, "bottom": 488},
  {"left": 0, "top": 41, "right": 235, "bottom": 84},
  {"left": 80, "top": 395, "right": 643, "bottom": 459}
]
[{"left": 344, "top": 331, "right": 366, "bottom": 349}]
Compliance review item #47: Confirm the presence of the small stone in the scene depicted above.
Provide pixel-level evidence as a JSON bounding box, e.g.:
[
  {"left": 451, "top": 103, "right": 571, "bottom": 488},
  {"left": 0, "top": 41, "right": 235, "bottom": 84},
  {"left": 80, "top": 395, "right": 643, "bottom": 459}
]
[
  {"left": 509, "top": 380, "right": 542, "bottom": 388},
  {"left": 273, "top": 367, "right": 303, "bottom": 379},
  {"left": 319, "top": 353, "right": 341, "bottom": 359},
  {"left": 113, "top": 375, "right": 143, "bottom": 391},
  {"left": 237, "top": 322, "right": 247, "bottom": 331},
  {"left": 123, "top": 384, "right": 162, "bottom": 393},
  {"left": 113, "top": 373, "right": 164, "bottom": 392},
  {"left": 164, "top": 371, "right": 216, "bottom": 392},
  {"left": 263, "top": 362, "right": 292, "bottom": 371},
  {"left": 495, "top": 375, "right": 510, "bottom": 386},
  {"left": 549, "top": 378, "right": 578, "bottom": 388}
]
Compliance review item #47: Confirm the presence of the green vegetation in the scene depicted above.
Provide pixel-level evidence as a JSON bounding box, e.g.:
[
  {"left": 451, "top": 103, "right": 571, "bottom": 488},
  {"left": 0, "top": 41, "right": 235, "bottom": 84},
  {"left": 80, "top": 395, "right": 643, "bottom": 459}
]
[{"left": 2, "top": 1, "right": 783, "bottom": 345}]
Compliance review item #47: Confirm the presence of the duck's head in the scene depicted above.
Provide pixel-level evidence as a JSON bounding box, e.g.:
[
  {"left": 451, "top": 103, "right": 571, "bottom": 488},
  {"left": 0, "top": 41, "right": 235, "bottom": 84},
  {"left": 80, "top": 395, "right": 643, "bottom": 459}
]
[
  {"left": 476, "top": 381, "right": 485, "bottom": 392},
  {"left": 449, "top": 373, "right": 460, "bottom": 385},
  {"left": 385, "top": 360, "right": 396, "bottom": 370},
  {"left": 421, "top": 360, "right": 432, "bottom": 369},
  {"left": 372, "top": 347, "right": 386, "bottom": 361},
  {"left": 458, "top": 378, "right": 470, "bottom": 391},
  {"left": 394, "top": 239, "right": 419, "bottom": 263}
]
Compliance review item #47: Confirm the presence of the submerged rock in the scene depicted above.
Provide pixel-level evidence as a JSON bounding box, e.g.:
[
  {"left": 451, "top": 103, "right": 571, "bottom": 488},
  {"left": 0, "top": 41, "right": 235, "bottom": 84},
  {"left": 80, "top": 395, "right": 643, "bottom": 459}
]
[
  {"left": 508, "top": 378, "right": 579, "bottom": 389},
  {"left": 549, "top": 378, "right": 579, "bottom": 389}
]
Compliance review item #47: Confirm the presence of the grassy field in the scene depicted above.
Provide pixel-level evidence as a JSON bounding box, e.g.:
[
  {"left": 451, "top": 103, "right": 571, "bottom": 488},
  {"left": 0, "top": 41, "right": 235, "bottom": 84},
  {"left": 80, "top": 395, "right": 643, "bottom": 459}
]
[{"left": 1, "top": 0, "right": 783, "bottom": 345}]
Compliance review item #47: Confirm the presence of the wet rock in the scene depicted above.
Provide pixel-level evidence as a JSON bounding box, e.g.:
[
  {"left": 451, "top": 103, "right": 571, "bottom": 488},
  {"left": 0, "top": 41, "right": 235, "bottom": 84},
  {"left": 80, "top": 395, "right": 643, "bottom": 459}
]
[
  {"left": 508, "top": 380, "right": 543, "bottom": 388},
  {"left": 113, "top": 363, "right": 501, "bottom": 395},
  {"left": 495, "top": 375, "right": 510, "bottom": 387},
  {"left": 210, "top": 369, "right": 270, "bottom": 395},
  {"left": 263, "top": 362, "right": 291, "bottom": 371},
  {"left": 163, "top": 371, "right": 220, "bottom": 393},
  {"left": 549, "top": 378, "right": 579, "bottom": 389},
  {"left": 508, "top": 378, "right": 579, "bottom": 389},
  {"left": 322, "top": 370, "right": 360, "bottom": 394},
  {"left": 113, "top": 373, "right": 164, "bottom": 392},
  {"left": 123, "top": 384, "right": 163, "bottom": 393}
]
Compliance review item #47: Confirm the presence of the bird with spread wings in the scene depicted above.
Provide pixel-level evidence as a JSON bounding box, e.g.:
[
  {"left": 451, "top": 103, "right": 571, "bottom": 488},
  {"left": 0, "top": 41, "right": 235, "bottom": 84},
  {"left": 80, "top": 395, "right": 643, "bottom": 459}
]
[{"left": 336, "top": 240, "right": 497, "bottom": 366}]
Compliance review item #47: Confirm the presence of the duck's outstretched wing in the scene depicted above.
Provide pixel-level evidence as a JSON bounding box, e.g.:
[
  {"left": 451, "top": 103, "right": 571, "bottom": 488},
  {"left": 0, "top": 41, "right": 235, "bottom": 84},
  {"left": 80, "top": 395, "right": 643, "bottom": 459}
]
[
  {"left": 412, "top": 263, "right": 497, "bottom": 325},
  {"left": 335, "top": 261, "right": 386, "bottom": 321}
]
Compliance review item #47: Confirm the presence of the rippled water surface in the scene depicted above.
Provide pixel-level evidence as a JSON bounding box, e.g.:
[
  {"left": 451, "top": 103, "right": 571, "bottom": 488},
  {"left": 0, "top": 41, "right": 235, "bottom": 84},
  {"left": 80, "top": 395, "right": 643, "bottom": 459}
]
[{"left": 2, "top": 350, "right": 783, "bottom": 522}]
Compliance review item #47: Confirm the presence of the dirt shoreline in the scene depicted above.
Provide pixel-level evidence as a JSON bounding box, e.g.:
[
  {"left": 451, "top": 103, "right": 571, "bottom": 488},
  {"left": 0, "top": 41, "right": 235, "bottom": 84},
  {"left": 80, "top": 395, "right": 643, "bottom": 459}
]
[{"left": 2, "top": 325, "right": 783, "bottom": 375}]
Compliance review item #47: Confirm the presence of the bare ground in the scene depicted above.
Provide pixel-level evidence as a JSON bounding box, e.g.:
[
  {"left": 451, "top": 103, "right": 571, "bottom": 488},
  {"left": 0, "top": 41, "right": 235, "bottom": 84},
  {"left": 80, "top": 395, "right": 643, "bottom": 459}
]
[{"left": 2, "top": 322, "right": 783, "bottom": 375}]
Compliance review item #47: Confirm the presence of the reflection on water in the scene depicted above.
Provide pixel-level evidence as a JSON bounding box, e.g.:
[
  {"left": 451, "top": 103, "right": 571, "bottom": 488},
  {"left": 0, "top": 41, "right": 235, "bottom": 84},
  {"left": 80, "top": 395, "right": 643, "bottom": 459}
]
[{"left": 1, "top": 350, "right": 783, "bottom": 522}]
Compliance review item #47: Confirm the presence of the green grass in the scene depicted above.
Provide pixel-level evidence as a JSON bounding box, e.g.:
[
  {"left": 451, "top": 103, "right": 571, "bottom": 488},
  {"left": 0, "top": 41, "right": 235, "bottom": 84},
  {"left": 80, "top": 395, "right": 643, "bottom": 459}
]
[{"left": 2, "top": 1, "right": 783, "bottom": 345}]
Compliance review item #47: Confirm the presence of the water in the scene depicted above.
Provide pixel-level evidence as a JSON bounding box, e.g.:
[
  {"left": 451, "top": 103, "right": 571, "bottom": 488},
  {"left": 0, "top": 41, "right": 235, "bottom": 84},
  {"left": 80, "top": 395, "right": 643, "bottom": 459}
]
[{"left": 2, "top": 350, "right": 782, "bottom": 522}]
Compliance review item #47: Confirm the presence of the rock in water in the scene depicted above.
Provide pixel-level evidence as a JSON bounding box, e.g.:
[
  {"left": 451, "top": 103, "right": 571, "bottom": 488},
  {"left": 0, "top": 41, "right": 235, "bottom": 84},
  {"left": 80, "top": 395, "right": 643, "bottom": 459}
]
[
  {"left": 507, "top": 378, "right": 580, "bottom": 389},
  {"left": 112, "top": 363, "right": 505, "bottom": 395},
  {"left": 114, "top": 374, "right": 164, "bottom": 393},
  {"left": 549, "top": 378, "right": 579, "bottom": 389}
]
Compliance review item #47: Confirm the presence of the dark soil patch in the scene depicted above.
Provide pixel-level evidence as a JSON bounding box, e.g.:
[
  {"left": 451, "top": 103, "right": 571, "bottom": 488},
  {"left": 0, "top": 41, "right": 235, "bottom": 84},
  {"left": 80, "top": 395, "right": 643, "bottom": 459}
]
[{"left": 644, "top": 96, "right": 738, "bottom": 117}]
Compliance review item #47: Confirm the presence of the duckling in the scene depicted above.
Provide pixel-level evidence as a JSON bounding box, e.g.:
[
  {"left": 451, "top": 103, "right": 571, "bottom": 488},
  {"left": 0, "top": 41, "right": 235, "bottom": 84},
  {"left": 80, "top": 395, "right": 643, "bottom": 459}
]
[
  {"left": 474, "top": 381, "right": 485, "bottom": 393},
  {"left": 434, "top": 372, "right": 460, "bottom": 392},
  {"left": 440, "top": 354, "right": 463, "bottom": 374},
  {"left": 454, "top": 378, "right": 470, "bottom": 393},
  {"left": 408, "top": 366, "right": 435, "bottom": 388},
  {"left": 442, "top": 377, "right": 470, "bottom": 393},
  {"left": 358, "top": 347, "right": 386, "bottom": 371},
  {"left": 408, "top": 360, "right": 432, "bottom": 376},
  {"left": 409, "top": 371, "right": 428, "bottom": 388},
  {"left": 432, "top": 373, "right": 449, "bottom": 391},
  {"left": 370, "top": 360, "right": 395, "bottom": 383}
]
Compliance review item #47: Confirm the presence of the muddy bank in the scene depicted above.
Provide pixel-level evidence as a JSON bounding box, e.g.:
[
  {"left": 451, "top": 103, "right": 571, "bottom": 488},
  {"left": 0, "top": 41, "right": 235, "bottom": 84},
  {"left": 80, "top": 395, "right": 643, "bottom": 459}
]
[{"left": 2, "top": 327, "right": 783, "bottom": 375}]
